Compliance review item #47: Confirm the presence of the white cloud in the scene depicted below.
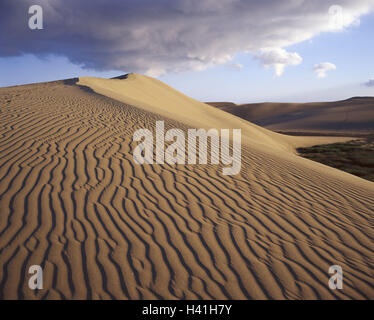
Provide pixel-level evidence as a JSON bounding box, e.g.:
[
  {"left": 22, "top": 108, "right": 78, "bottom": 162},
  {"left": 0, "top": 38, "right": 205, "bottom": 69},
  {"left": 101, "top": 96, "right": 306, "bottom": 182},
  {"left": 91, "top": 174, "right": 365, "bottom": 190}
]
[
  {"left": 314, "top": 62, "right": 337, "bottom": 78},
  {"left": 255, "top": 48, "right": 302, "bottom": 77},
  {"left": 225, "top": 63, "right": 243, "bottom": 71},
  {"left": 364, "top": 79, "right": 374, "bottom": 87},
  {"left": 0, "top": 0, "right": 373, "bottom": 76}
]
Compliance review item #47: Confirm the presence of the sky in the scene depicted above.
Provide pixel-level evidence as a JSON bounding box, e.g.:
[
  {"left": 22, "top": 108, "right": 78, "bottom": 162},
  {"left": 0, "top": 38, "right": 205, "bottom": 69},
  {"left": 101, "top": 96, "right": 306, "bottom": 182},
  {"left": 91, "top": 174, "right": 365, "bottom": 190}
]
[{"left": 0, "top": 0, "right": 373, "bottom": 103}]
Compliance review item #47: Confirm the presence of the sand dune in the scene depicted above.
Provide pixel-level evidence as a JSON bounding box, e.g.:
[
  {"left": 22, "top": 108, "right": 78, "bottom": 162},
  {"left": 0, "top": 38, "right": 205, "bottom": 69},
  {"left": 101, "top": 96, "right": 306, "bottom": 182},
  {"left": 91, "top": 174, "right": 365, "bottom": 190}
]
[
  {"left": 0, "top": 76, "right": 373, "bottom": 300},
  {"left": 208, "top": 97, "right": 374, "bottom": 133}
]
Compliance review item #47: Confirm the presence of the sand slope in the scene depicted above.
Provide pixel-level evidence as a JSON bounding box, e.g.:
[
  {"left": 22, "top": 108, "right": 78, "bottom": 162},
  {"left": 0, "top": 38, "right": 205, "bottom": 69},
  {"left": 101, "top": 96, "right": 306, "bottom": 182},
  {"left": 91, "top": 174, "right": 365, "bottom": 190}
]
[
  {"left": 208, "top": 97, "right": 374, "bottom": 132},
  {"left": 0, "top": 77, "right": 373, "bottom": 300}
]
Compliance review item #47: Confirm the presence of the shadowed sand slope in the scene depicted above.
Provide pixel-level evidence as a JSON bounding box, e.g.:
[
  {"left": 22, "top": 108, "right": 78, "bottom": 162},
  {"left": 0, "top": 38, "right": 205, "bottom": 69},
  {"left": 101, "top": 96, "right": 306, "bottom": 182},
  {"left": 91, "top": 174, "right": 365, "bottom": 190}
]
[
  {"left": 0, "top": 77, "right": 373, "bottom": 300},
  {"left": 208, "top": 97, "right": 374, "bottom": 132}
]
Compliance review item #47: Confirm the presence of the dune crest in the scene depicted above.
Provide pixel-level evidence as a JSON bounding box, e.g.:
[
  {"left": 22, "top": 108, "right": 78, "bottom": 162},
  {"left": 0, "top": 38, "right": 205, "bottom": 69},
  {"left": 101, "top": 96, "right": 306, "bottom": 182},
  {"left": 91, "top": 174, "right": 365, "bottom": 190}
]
[{"left": 78, "top": 74, "right": 351, "bottom": 153}]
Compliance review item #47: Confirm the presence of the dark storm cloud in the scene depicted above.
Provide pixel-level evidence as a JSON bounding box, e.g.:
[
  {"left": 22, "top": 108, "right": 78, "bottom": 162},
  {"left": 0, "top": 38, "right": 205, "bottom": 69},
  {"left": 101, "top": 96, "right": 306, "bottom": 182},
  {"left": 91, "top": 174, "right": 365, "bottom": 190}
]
[{"left": 0, "top": 0, "right": 373, "bottom": 76}]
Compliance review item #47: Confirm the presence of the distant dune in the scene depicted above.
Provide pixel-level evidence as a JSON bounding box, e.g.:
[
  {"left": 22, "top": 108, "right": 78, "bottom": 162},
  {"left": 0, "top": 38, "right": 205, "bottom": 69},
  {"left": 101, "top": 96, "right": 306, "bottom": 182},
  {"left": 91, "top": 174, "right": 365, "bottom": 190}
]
[
  {"left": 0, "top": 75, "right": 373, "bottom": 300},
  {"left": 207, "top": 97, "right": 374, "bottom": 133}
]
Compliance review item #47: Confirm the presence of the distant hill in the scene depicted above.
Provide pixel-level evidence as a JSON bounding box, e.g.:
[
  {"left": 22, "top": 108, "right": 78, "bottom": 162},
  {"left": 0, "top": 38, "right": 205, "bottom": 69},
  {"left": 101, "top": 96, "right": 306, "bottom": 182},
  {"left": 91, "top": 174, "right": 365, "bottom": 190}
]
[{"left": 207, "top": 97, "right": 374, "bottom": 132}]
